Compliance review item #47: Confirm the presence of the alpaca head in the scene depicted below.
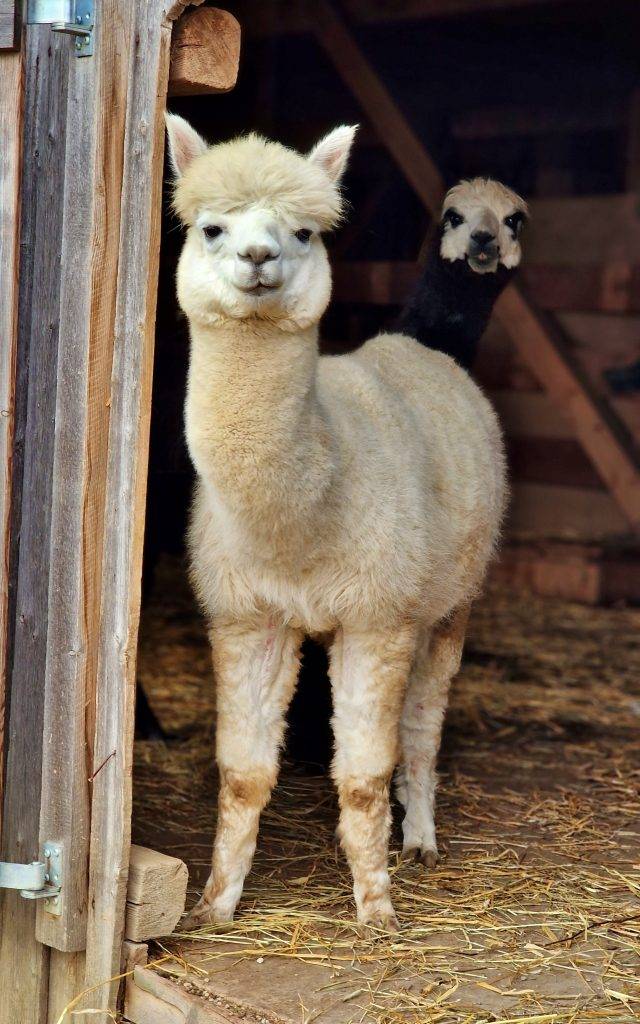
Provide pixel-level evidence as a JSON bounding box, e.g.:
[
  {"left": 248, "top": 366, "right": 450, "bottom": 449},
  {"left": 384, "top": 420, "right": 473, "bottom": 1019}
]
[
  {"left": 165, "top": 115, "right": 357, "bottom": 330},
  {"left": 439, "top": 178, "right": 528, "bottom": 275}
]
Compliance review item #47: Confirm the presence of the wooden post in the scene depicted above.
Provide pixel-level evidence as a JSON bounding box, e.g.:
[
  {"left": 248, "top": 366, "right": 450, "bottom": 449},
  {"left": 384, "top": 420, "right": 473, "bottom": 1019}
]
[
  {"left": 313, "top": 0, "right": 640, "bottom": 533},
  {"left": 0, "top": 24, "right": 74, "bottom": 1024},
  {"left": 0, "top": 43, "right": 22, "bottom": 846},
  {"left": 82, "top": 2, "right": 173, "bottom": 1017}
]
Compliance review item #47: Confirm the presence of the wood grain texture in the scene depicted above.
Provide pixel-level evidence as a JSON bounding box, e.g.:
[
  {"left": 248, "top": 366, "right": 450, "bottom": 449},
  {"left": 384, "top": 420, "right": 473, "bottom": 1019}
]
[
  {"left": 0, "top": 24, "right": 75, "bottom": 1024},
  {"left": 169, "top": 6, "right": 240, "bottom": 95},
  {"left": 125, "top": 845, "right": 188, "bottom": 942},
  {"left": 83, "top": 2, "right": 172, "bottom": 1017},
  {"left": 0, "top": 0, "right": 18, "bottom": 50},
  {"left": 125, "top": 967, "right": 271, "bottom": 1024},
  {"left": 36, "top": 0, "right": 134, "bottom": 957},
  {"left": 0, "top": 47, "right": 22, "bottom": 845}
]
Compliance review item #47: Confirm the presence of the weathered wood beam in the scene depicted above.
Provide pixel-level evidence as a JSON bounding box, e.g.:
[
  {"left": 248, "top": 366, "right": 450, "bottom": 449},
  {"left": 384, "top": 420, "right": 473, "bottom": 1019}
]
[
  {"left": 0, "top": 46, "right": 22, "bottom": 846},
  {"left": 314, "top": 2, "right": 640, "bottom": 532},
  {"left": 0, "top": 23, "right": 73, "bottom": 1024},
  {"left": 83, "top": 3, "right": 172, "bottom": 1018},
  {"left": 125, "top": 846, "right": 188, "bottom": 942},
  {"left": 0, "top": 0, "right": 19, "bottom": 50},
  {"left": 169, "top": 7, "right": 240, "bottom": 96},
  {"left": 315, "top": 2, "right": 445, "bottom": 211}
]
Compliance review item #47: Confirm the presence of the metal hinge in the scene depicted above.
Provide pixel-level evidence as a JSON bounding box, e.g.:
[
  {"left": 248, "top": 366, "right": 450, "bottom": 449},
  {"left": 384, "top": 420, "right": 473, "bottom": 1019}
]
[
  {"left": 27, "top": 0, "right": 94, "bottom": 57},
  {"left": 0, "top": 842, "right": 63, "bottom": 916}
]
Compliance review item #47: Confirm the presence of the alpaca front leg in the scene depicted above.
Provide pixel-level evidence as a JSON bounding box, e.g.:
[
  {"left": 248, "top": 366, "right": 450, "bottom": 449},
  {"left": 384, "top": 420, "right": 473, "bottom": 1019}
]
[
  {"left": 329, "top": 625, "right": 416, "bottom": 929},
  {"left": 184, "top": 618, "right": 302, "bottom": 927},
  {"left": 398, "top": 605, "right": 469, "bottom": 866}
]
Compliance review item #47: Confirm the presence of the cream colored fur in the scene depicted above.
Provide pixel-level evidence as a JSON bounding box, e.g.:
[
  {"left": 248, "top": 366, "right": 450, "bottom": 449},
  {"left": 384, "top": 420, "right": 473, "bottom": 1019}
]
[{"left": 165, "top": 114, "right": 507, "bottom": 930}]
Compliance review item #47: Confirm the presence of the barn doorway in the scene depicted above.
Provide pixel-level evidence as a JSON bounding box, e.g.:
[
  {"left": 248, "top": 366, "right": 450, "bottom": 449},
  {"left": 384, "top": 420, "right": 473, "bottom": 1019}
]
[{"left": 128, "top": 3, "right": 640, "bottom": 1022}]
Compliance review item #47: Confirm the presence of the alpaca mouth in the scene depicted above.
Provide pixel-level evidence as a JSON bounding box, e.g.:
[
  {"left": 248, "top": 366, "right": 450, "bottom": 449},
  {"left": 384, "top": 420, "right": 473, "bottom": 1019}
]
[
  {"left": 467, "top": 251, "right": 499, "bottom": 274},
  {"left": 238, "top": 280, "right": 281, "bottom": 295}
]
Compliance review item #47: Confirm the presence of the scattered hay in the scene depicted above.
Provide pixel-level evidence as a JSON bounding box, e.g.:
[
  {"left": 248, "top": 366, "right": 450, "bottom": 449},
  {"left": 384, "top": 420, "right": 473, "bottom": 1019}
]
[{"left": 134, "top": 557, "right": 640, "bottom": 1022}]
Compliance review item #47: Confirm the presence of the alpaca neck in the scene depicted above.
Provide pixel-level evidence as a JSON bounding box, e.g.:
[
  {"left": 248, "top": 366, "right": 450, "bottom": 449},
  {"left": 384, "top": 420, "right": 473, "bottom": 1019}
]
[
  {"left": 397, "top": 234, "right": 514, "bottom": 370},
  {"left": 186, "top": 318, "right": 333, "bottom": 530}
]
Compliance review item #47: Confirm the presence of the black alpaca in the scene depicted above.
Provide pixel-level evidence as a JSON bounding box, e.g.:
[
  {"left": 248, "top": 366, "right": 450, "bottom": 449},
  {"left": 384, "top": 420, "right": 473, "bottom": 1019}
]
[
  {"left": 397, "top": 240, "right": 515, "bottom": 371},
  {"left": 397, "top": 177, "right": 528, "bottom": 371}
]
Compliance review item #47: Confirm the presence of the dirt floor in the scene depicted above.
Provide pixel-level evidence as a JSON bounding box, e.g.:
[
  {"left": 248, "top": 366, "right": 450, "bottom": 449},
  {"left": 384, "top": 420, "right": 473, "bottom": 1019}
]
[{"left": 133, "top": 555, "right": 640, "bottom": 1023}]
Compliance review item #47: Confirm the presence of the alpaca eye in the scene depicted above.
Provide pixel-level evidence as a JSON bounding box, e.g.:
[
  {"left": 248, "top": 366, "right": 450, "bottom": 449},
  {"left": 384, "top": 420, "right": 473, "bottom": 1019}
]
[
  {"left": 443, "top": 208, "right": 464, "bottom": 229},
  {"left": 203, "top": 225, "right": 223, "bottom": 240},
  {"left": 295, "top": 228, "right": 312, "bottom": 243},
  {"left": 504, "top": 212, "right": 524, "bottom": 237}
]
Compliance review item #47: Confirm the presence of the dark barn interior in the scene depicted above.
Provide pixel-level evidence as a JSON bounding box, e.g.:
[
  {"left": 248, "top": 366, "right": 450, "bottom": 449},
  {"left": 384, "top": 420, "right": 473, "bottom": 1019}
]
[{"left": 131, "top": 2, "right": 640, "bottom": 1020}]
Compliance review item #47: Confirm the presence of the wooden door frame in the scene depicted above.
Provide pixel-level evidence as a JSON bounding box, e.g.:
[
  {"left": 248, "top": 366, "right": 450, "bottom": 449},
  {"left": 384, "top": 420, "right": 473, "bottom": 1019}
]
[{"left": 0, "top": 3, "right": 191, "bottom": 1021}]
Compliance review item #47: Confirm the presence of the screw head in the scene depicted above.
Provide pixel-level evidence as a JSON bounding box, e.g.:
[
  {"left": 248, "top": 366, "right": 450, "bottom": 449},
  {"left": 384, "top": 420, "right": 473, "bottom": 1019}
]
[
  {"left": 44, "top": 873, "right": 50, "bottom": 882},
  {"left": 44, "top": 847, "right": 51, "bottom": 858},
  {"left": 76, "top": 13, "right": 82, "bottom": 22}
]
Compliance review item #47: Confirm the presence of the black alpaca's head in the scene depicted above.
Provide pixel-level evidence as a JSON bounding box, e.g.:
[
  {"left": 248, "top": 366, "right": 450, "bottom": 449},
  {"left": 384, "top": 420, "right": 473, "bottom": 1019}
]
[{"left": 439, "top": 178, "right": 529, "bottom": 276}]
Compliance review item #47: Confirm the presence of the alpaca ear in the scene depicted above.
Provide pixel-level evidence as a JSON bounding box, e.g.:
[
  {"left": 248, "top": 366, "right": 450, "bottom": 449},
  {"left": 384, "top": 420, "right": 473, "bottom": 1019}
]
[
  {"left": 308, "top": 125, "right": 358, "bottom": 183},
  {"left": 165, "top": 113, "right": 208, "bottom": 177}
]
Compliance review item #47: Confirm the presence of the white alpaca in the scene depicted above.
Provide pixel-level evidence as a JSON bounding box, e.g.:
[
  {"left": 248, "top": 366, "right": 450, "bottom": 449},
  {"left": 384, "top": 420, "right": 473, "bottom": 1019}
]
[{"left": 165, "top": 115, "right": 507, "bottom": 930}]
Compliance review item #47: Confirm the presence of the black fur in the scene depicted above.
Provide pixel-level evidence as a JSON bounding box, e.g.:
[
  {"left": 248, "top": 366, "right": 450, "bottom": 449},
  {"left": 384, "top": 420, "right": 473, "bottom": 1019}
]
[{"left": 396, "top": 229, "right": 516, "bottom": 371}]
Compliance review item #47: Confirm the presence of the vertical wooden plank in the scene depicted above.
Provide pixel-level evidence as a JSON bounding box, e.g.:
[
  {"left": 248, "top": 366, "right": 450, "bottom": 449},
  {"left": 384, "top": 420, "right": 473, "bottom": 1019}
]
[
  {"left": 0, "top": 47, "right": 23, "bottom": 841},
  {"left": 36, "top": 0, "right": 134, "bottom": 957},
  {"left": 83, "top": 2, "right": 172, "bottom": 1017},
  {"left": 0, "top": 25, "right": 75, "bottom": 1024}
]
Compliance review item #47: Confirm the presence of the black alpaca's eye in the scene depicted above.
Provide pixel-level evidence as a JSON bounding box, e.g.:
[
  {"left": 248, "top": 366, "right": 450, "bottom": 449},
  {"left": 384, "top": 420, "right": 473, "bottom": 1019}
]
[
  {"left": 203, "top": 225, "right": 223, "bottom": 240},
  {"left": 504, "top": 212, "right": 525, "bottom": 237},
  {"left": 443, "top": 208, "right": 464, "bottom": 229},
  {"left": 295, "top": 228, "right": 312, "bottom": 243}
]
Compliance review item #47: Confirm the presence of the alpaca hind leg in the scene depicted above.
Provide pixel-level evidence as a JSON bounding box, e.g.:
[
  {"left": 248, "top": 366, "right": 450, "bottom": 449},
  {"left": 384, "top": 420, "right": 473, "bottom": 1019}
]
[
  {"left": 329, "top": 624, "right": 416, "bottom": 929},
  {"left": 398, "top": 605, "right": 469, "bottom": 866},
  {"left": 184, "top": 617, "right": 302, "bottom": 927}
]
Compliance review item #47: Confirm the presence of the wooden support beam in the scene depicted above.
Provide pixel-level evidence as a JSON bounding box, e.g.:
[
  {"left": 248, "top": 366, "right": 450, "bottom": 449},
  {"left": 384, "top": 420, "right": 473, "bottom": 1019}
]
[
  {"left": 169, "top": 7, "right": 240, "bottom": 96},
  {"left": 125, "top": 846, "right": 188, "bottom": 942},
  {"left": 314, "top": 2, "right": 445, "bottom": 211},
  {"left": 314, "top": 2, "right": 640, "bottom": 533}
]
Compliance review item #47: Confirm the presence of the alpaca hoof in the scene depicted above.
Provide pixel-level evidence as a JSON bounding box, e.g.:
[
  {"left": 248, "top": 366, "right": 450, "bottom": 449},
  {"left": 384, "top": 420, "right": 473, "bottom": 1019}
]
[
  {"left": 181, "top": 899, "right": 234, "bottom": 930},
  {"left": 401, "top": 843, "right": 439, "bottom": 869},
  {"left": 361, "top": 909, "right": 399, "bottom": 933},
  {"left": 358, "top": 898, "right": 399, "bottom": 933}
]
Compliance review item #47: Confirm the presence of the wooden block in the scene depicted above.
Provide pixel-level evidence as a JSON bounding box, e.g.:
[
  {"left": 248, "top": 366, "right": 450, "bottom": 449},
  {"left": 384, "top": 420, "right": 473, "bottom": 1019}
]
[
  {"left": 125, "top": 845, "right": 188, "bottom": 942},
  {"left": 169, "top": 7, "right": 240, "bottom": 96}
]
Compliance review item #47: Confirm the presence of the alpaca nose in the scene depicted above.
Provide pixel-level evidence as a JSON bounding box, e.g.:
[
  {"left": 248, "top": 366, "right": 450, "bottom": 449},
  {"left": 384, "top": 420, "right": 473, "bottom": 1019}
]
[
  {"left": 470, "top": 230, "right": 495, "bottom": 248},
  {"left": 238, "top": 242, "right": 280, "bottom": 265}
]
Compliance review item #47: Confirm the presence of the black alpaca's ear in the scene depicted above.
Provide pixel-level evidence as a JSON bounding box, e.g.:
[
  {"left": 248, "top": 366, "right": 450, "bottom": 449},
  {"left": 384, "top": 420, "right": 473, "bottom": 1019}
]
[{"left": 165, "top": 113, "right": 208, "bottom": 177}]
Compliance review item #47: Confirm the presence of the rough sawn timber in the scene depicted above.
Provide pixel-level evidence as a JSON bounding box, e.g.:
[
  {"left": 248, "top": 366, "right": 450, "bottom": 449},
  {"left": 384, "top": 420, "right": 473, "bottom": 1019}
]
[
  {"left": 82, "top": 1, "right": 172, "bottom": 1019},
  {"left": 168, "top": 6, "right": 240, "bottom": 95},
  {"left": 125, "top": 845, "right": 188, "bottom": 942}
]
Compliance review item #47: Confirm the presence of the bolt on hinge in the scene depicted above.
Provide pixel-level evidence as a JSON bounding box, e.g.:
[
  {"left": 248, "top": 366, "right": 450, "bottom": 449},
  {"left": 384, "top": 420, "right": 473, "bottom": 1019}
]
[
  {"left": 0, "top": 842, "right": 63, "bottom": 917},
  {"left": 27, "top": 0, "right": 94, "bottom": 57}
]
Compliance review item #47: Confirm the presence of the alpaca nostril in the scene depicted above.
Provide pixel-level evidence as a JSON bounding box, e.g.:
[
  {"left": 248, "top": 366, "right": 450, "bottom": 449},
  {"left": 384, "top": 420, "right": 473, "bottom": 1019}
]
[{"left": 238, "top": 245, "right": 280, "bottom": 265}]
